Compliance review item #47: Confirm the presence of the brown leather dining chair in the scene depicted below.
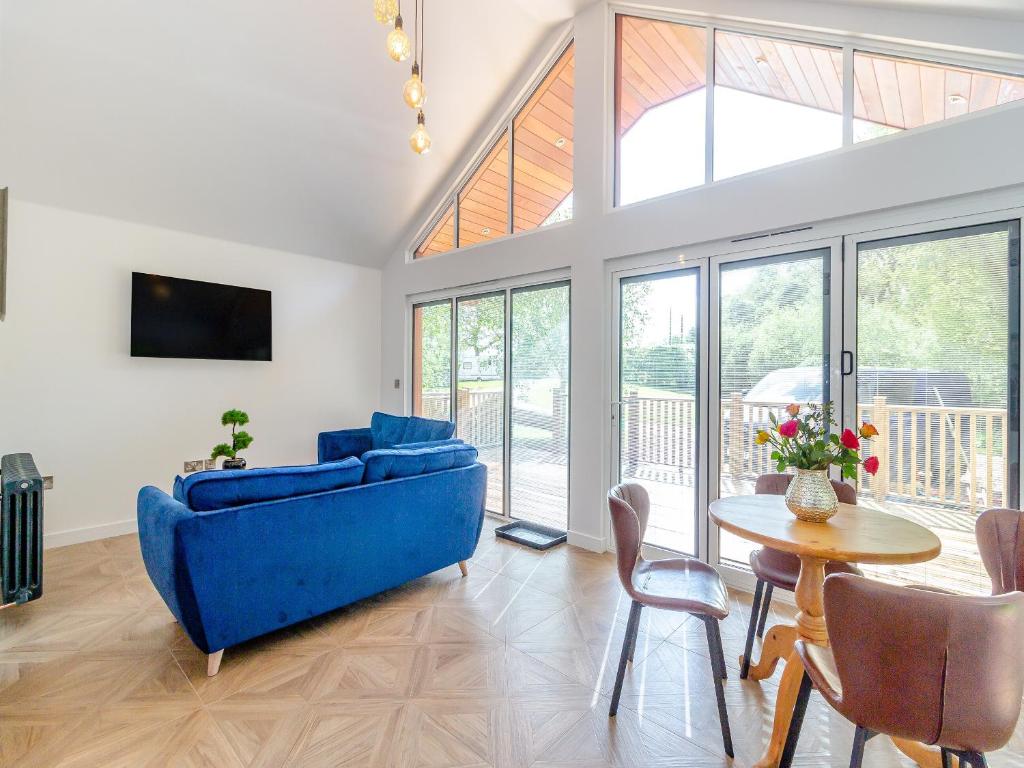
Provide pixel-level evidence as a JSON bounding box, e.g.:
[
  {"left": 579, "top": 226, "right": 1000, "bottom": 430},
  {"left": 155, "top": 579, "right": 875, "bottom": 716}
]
[
  {"left": 741, "top": 473, "right": 862, "bottom": 678},
  {"left": 780, "top": 574, "right": 1024, "bottom": 768},
  {"left": 976, "top": 508, "right": 1024, "bottom": 594},
  {"left": 608, "top": 482, "right": 734, "bottom": 758}
]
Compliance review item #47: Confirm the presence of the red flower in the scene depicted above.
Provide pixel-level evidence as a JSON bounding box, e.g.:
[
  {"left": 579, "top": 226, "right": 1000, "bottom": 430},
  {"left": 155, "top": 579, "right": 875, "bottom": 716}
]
[
  {"left": 840, "top": 428, "right": 860, "bottom": 450},
  {"left": 863, "top": 455, "right": 880, "bottom": 475},
  {"left": 778, "top": 420, "right": 799, "bottom": 438}
]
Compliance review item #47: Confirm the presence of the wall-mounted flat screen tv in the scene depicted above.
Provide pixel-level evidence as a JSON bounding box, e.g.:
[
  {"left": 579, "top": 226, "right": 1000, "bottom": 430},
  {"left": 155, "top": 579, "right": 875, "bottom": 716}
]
[{"left": 131, "top": 272, "right": 272, "bottom": 360}]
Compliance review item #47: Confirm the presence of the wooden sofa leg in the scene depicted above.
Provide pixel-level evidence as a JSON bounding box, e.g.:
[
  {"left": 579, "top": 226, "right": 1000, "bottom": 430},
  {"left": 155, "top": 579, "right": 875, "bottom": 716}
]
[
  {"left": 207, "top": 650, "right": 224, "bottom": 677},
  {"left": 458, "top": 560, "right": 469, "bottom": 577}
]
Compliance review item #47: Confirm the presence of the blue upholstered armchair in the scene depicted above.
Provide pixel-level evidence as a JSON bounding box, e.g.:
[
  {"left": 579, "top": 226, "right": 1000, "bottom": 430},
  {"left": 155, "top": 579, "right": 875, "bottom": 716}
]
[{"left": 318, "top": 411, "right": 456, "bottom": 463}]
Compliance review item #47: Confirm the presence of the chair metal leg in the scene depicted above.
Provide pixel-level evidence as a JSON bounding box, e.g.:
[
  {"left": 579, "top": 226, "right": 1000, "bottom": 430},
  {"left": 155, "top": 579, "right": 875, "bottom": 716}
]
[
  {"left": 946, "top": 749, "right": 987, "bottom": 768},
  {"left": 780, "top": 671, "right": 813, "bottom": 768},
  {"left": 849, "top": 725, "right": 874, "bottom": 768},
  {"left": 756, "top": 583, "right": 774, "bottom": 638},
  {"left": 941, "top": 748, "right": 952, "bottom": 768},
  {"left": 609, "top": 600, "right": 643, "bottom": 717},
  {"left": 703, "top": 616, "right": 734, "bottom": 758},
  {"left": 741, "top": 579, "right": 765, "bottom": 679},
  {"left": 626, "top": 603, "right": 643, "bottom": 664}
]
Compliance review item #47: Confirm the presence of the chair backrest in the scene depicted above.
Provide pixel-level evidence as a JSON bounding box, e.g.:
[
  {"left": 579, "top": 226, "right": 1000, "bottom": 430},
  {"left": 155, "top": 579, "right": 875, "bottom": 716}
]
[
  {"left": 823, "top": 573, "right": 1024, "bottom": 752},
  {"left": 976, "top": 508, "right": 1024, "bottom": 595},
  {"left": 608, "top": 483, "right": 650, "bottom": 596},
  {"left": 754, "top": 472, "right": 856, "bottom": 504}
]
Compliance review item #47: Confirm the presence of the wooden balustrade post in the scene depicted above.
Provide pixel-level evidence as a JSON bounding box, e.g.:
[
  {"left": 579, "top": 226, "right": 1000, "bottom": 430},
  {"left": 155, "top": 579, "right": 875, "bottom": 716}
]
[
  {"left": 456, "top": 387, "right": 470, "bottom": 438},
  {"left": 730, "top": 393, "right": 744, "bottom": 476},
  {"left": 872, "top": 396, "right": 889, "bottom": 503},
  {"left": 625, "top": 391, "right": 639, "bottom": 474}
]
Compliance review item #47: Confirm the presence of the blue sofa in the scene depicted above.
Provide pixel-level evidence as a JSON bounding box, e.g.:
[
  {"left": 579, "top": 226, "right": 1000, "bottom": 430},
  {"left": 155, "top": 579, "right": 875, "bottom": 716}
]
[
  {"left": 318, "top": 411, "right": 456, "bottom": 463},
  {"left": 137, "top": 435, "right": 484, "bottom": 675}
]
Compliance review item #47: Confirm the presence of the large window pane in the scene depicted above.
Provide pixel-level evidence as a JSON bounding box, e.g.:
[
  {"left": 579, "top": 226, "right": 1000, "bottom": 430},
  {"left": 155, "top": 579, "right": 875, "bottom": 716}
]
[
  {"left": 619, "top": 270, "right": 700, "bottom": 554},
  {"left": 457, "top": 293, "right": 506, "bottom": 514},
  {"left": 854, "top": 222, "right": 1020, "bottom": 593},
  {"left": 513, "top": 43, "right": 574, "bottom": 231},
  {"left": 458, "top": 132, "right": 509, "bottom": 247},
  {"left": 713, "top": 31, "right": 842, "bottom": 180},
  {"left": 854, "top": 52, "right": 1024, "bottom": 143},
  {"left": 510, "top": 283, "right": 570, "bottom": 528},
  {"left": 615, "top": 15, "right": 707, "bottom": 205},
  {"left": 412, "top": 300, "right": 452, "bottom": 420},
  {"left": 718, "top": 251, "right": 829, "bottom": 565},
  {"left": 414, "top": 202, "right": 455, "bottom": 259}
]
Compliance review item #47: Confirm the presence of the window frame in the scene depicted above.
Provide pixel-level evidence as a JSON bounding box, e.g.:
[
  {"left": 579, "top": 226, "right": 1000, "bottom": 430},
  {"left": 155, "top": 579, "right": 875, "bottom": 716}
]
[
  {"left": 410, "top": 34, "right": 575, "bottom": 261},
  {"left": 609, "top": 4, "right": 1024, "bottom": 210}
]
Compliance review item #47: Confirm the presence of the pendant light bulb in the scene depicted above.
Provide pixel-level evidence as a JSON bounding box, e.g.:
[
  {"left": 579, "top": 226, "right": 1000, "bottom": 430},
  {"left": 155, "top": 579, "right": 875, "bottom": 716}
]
[
  {"left": 373, "top": 0, "right": 398, "bottom": 25},
  {"left": 403, "top": 62, "right": 426, "bottom": 109},
  {"left": 410, "top": 110, "right": 431, "bottom": 154},
  {"left": 386, "top": 15, "right": 411, "bottom": 62}
]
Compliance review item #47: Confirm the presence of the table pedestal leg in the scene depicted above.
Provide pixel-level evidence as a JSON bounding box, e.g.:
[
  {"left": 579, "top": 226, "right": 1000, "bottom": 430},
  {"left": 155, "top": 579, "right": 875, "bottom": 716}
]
[
  {"left": 742, "top": 623, "right": 797, "bottom": 681},
  {"left": 754, "top": 555, "right": 827, "bottom": 768},
  {"left": 893, "top": 737, "right": 956, "bottom": 768}
]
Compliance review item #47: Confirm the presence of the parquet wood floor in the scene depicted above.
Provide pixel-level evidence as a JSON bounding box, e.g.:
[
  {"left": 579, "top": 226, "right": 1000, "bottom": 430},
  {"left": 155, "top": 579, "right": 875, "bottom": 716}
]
[{"left": 2, "top": 518, "right": 1023, "bottom": 767}]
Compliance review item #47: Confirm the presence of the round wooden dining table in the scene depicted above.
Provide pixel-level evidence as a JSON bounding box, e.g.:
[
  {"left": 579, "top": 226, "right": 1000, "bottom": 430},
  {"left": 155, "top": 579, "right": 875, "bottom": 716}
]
[{"left": 709, "top": 494, "right": 942, "bottom": 768}]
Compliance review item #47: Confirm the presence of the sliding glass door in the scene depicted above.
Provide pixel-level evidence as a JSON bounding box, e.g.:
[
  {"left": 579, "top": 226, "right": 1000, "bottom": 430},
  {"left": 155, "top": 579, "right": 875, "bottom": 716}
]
[
  {"left": 456, "top": 293, "right": 505, "bottom": 514},
  {"left": 716, "top": 249, "right": 831, "bottom": 566},
  {"left": 412, "top": 279, "right": 571, "bottom": 528},
  {"left": 617, "top": 269, "right": 701, "bottom": 554},
  {"left": 510, "top": 282, "right": 571, "bottom": 528},
  {"left": 845, "top": 221, "right": 1020, "bottom": 593}
]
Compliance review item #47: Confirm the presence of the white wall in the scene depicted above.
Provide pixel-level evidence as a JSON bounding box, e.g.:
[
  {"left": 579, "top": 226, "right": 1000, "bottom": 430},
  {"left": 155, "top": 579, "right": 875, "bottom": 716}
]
[
  {"left": 378, "top": 1, "right": 1024, "bottom": 552},
  {"left": 0, "top": 200, "right": 381, "bottom": 547}
]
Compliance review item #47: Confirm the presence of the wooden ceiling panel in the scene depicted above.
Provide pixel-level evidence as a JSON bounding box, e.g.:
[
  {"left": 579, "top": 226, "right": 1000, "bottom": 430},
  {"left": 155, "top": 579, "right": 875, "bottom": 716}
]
[
  {"left": 854, "top": 51, "right": 1024, "bottom": 131},
  {"left": 415, "top": 203, "right": 454, "bottom": 259},
  {"left": 513, "top": 42, "right": 574, "bottom": 233},
  {"left": 458, "top": 132, "right": 509, "bottom": 247}
]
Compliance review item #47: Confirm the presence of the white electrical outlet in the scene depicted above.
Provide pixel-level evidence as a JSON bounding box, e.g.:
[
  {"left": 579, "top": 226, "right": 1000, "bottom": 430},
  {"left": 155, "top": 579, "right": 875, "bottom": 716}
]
[
  {"left": 183, "top": 460, "right": 204, "bottom": 473},
  {"left": 42, "top": 476, "right": 54, "bottom": 490}
]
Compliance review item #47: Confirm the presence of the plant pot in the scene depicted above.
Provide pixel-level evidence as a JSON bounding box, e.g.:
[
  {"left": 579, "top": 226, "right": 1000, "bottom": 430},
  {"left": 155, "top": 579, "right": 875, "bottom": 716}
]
[
  {"left": 785, "top": 468, "right": 838, "bottom": 523},
  {"left": 222, "top": 457, "right": 247, "bottom": 470}
]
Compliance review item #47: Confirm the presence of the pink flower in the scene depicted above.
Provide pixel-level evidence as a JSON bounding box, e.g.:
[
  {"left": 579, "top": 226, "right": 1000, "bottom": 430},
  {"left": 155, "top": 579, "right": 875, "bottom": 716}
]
[
  {"left": 863, "top": 455, "right": 880, "bottom": 475},
  {"left": 840, "top": 428, "right": 860, "bottom": 450},
  {"left": 778, "top": 420, "right": 799, "bottom": 438}
]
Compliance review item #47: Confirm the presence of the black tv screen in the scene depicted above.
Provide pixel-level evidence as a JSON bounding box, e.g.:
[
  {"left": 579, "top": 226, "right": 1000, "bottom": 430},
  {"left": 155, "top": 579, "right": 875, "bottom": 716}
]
[{"left": 131, "top": 273, "right": 272, "bottom": 361}]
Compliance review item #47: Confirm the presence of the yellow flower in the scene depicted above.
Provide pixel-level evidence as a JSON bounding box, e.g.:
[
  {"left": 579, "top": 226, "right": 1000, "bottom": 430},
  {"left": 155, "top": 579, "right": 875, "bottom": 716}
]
[{"left": 754, "top": 430, "right": 771, "bottom": 445}]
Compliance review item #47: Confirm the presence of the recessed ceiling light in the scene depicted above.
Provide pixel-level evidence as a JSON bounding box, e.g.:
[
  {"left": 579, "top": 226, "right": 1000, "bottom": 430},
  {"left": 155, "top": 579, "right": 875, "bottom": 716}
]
[
  {"left": 554, "top": 137, "right": 567, "bottom": 148},
  {"left": 481, "top": 227, "right": 491, "bottom": 236},
  {"left": 948, "top": 93, "right": 967, "bottom": 105}
]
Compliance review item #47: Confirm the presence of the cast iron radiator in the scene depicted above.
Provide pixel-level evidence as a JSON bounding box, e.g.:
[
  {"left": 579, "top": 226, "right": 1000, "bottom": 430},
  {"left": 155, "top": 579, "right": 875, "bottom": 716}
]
[{"left": 0, "top": 453, "right": 44, "bottom": 606}]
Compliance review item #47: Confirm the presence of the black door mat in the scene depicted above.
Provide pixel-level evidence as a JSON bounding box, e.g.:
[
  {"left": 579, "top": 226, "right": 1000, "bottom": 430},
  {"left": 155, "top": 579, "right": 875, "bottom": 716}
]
[{"left": 495, "top": 520, "right": 567, "bottom": 550}]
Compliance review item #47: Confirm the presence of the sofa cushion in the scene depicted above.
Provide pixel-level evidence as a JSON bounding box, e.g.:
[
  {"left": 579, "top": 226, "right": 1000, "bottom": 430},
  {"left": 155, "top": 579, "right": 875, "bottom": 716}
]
[
  {"left": 174, "top": 458, "right": 365, "bottom": 512},
  {"left": 361, "top": 444, "right": 478, "bottom": 483},
  {"left": 369, "top": 411, "right": 455, "bottom": 449},
  {"left": 396, "top": 438, "right": 464, "bottom": 450}
]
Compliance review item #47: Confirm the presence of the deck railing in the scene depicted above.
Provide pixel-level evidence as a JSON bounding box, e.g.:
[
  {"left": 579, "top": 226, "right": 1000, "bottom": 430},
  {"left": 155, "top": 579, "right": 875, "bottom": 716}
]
[
  {"left": 619, "top": 391, "right": 1008, "bottom": 513},
  {"left": 420, "top": 387, "right": 567, "bottom": 450}
]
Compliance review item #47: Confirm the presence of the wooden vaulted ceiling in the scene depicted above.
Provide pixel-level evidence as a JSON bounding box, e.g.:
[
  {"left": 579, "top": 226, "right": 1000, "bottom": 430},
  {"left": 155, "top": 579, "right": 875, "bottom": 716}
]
[
  {"left": 617, "top": 14, "right": 1024, "bottom": 135},
  {"left": 419, "top": 17, "right": 1024, "bottom": 259},
  {"left": 415, "top": 44, "right": 574, "bottom": 258}
]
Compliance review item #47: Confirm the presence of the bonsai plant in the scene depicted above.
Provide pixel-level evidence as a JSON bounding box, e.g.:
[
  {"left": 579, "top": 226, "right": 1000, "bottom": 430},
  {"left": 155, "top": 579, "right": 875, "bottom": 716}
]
[
  {"left": 754, "top": 402, "right": 880, "bottom": 522},
  {"left": 211, "top": 409, "right": 253, "bottom": 470}
]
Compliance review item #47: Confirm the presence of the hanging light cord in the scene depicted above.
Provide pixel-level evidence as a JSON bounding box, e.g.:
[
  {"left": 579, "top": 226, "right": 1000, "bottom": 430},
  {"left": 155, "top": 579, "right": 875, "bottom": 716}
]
[{"left": 419, "top": 0, "right": 425, "bottom": 82}]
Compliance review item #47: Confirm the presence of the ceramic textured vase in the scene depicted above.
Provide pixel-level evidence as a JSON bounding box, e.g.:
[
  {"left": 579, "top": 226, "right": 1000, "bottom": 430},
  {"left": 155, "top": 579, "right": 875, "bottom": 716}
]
[{"left": 785, "top": 468, "right": 838, "bottom": 523}]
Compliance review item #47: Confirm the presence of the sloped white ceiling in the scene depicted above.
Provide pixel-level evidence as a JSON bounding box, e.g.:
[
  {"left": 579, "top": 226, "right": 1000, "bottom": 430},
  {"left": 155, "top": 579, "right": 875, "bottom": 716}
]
[{"left": 0, "top": 0, "right": 591, "bottom": 266}]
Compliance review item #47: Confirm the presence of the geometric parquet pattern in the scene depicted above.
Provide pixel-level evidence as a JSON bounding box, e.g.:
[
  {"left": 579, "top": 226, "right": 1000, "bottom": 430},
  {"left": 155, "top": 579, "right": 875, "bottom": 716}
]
[{"left": 3, "top": 517, "right": 1024, "bottom": 767}]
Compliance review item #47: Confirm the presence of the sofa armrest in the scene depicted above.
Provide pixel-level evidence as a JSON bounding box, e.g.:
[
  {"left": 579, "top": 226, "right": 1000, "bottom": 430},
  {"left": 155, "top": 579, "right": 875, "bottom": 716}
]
[
  {"left": 136, "top": 486, "right": 210, "bottom": 651},
  {"left": 317, "top": 427, "right": 373, "bottom": 463}
]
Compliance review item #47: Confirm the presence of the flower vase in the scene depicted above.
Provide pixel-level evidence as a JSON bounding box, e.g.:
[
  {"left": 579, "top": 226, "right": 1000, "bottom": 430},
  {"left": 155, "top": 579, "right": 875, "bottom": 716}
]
[{"left": 785, "top": 468, "right": 838, "bottom": 523}]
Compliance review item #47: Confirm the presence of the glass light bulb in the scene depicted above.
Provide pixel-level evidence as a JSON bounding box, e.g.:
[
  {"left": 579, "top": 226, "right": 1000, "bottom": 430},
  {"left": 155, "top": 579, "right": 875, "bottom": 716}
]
[
  {"left": 373, "top": 0, "right": 398, "bottom": 25},
  {"left": 403, "top": 65, "right": 426, "bottom": 109},
  {"left": 410, "top": 112, "right": 431, "bottom": 154},
  {"left": 386, "top": 17, "right": 411, "bottom": 62}
]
